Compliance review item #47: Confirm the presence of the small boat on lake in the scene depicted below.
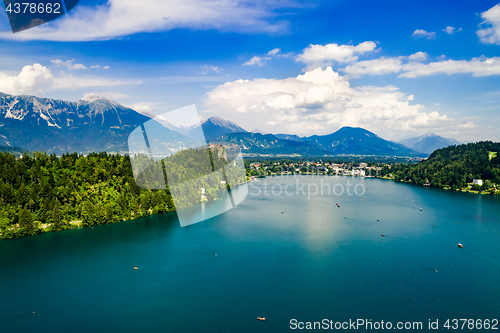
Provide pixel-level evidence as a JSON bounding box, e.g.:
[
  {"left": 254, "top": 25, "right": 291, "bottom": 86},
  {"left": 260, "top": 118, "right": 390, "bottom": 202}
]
[
  {"left": 257, "top": 317, "right": 266, "bottom": 321},
  {"left": 458, "top": 243, "right": 463, "bottom": 248}
]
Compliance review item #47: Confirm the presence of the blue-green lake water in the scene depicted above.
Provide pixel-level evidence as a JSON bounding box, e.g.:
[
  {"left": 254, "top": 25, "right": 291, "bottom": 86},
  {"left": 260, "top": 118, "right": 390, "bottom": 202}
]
[{"left": 1, "top": 176, "right": 499, "bottom": 332}]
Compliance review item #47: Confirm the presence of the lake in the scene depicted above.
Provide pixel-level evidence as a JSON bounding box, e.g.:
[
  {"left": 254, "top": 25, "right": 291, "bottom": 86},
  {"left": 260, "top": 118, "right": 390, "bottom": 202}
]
[{"left": 1, "top": 176, "right": 499, "bottom": 332}]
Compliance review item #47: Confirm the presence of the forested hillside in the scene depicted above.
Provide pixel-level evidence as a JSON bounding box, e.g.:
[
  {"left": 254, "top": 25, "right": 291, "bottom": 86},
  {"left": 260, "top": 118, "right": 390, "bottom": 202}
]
[
  {"left": 0, "top": 147, "right": 242, "bottom": 239},
  {"left": 383, "top": 141, "right": 500, "bottom": 191}
]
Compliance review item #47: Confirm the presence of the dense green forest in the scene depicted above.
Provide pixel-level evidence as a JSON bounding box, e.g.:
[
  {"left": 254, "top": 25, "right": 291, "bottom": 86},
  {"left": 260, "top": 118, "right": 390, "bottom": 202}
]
[
  {"left": 381, "top": 141, "right": 500, "bottom": 192},
  {"left": 0, "top": 147, "right": 245, "bottom": 239}
]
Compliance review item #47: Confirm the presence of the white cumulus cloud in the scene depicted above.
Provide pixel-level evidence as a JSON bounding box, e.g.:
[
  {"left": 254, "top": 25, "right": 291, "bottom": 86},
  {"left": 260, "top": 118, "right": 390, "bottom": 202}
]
[
  {"left": 443, "top": 26, "right": 461, "bottom": 34},
  {"left": 243, "top": 55, "right": 271, "bottom": 66},
  {"left": 412, "top": 29, "right": 436, "bottom": 39},
  {"left": 267, "top": 48, "right": 281, "bottom": 56},
  {"left": 399, "top": 56, "right": 500, "bottom": 78},
  {"left": 341, "top": 57, "right": 405, "bottom": 77},
  {"left": 243, "top": 48, "right": 285, "bottom": 66},
  {"left": 477, "top": 3, "right": 500, "bottom": 45},
  {"left": 128, "top": 103, "right": 152, "bottom": 113},
  {"left": 51, "top": 59, "right": 87, "bottom": 70},
  {"left": 298, "top": 41, "right": 500, "bottom": 79},
  {"left": 0, "top": 0, "right": 297, "bottom": 41},
  {"left": 90, "top": 65, "right": 110, "bottom": 69},
  {"left": 340, "top": 52, "right": 425, "bottom": 77},
  {"left": 408, "top": 52, "right": 428, "bottom": 61},
  {"left": 340, "top": 53, "right": 500, "bottom": 78},
  {"left": 204, "top": 67, "right": 462, "bottom": 137},
  {"left": 457, "top": 121, "right": 476, "bottom": 129},
  {"left": 296, "top": 41, "right": 377, "bottom": 69},
  {"left": 0, "top": 63, "right": 138, "bottom": 95},
  {"left": 0, "top": 64, "right": 54, "bottom": 95}
]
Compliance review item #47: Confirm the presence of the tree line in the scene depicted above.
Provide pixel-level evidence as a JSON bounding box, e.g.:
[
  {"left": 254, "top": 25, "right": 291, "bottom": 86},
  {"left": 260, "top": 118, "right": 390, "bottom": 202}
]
[
  {"left": 0, "top": 147, "right": 245, "bottom": 239},
  {"left": 380, "top": 141, "right": 500, "bottom": 192}
]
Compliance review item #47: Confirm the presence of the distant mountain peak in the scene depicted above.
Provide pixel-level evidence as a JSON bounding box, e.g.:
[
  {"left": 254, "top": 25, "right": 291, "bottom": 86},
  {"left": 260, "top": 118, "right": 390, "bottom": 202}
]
[
  {"left": 202, "top": 116, "right": 242, "bottom": 127},
  {"left": 304, "top": 126, "right": 420, "bottom": 156},
  {"left": 333, "top": 126, "right": 383, "bottom": 139},
  {"left": 399, "top": 133, "right": 460, "bottom": 155},
  {"left": 193, "top": 116, "right": 247, "bottom": 141},
  {"left": 252, "top": 128, "right": 268, "bottom": 134},
  {"left": 204, "top": 116, "right": 224, "bottom": 121}
]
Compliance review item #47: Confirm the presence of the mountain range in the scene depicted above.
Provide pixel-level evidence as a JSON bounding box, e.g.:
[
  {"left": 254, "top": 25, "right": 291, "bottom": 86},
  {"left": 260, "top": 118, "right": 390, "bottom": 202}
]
[
  {"left": 398, "top": 132, "right": 461, "bottom": 154},
  {"left": 0, "top": 92, "right": 450, "bottom": 157},
  {"left": 0, "top": 92, "right": 191, "bottom": 154},
  {"left": 212, "top": 132, "right": 331, "bottom": 156},
  {"left": 214, "top": 127, "right": 424, "bottom": 157}
]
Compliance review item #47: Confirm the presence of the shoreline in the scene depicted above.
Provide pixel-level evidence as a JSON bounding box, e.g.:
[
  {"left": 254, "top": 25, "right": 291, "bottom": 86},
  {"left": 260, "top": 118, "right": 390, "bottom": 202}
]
[
  {"left": 1, "top": 179, "right": 251, "bottom": 240},
  {"left": 2, "top": 173, "right": 496, "bottom": 240},
  {"left": 378, "top": 176, "right": 499, "bottom": 196},
  {"left": 255, "top": 173, "right": 499, "bottom": 196}
]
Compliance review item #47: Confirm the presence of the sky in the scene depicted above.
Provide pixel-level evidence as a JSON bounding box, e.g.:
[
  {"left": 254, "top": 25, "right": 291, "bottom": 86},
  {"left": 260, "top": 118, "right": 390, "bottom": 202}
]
[{"left": 0, "top": 0, "right": 500, "bottom": 142}]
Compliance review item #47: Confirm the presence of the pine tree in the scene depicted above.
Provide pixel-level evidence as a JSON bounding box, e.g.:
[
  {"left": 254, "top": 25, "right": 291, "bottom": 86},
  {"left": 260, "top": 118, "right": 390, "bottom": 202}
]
[
  {"left": 104, "top": 203, "right": 113, "bottom": 223},
  {"left": 81, "top": 201, "right": 94, "bottom": 227},
  {"left": 51, "top": 199, "right": 62, "bottom": 231},
  {"left": 0, "top": 216, "right": 10, "bottom": 231},
  {"left": 19, "top": 206, "right": 34, "bottom": 235}
]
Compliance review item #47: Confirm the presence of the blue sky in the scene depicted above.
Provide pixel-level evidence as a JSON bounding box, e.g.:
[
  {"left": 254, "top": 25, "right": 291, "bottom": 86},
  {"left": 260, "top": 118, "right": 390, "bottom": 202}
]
[{"left": 0, "top": 0, "right": 500, "bottom": 142}]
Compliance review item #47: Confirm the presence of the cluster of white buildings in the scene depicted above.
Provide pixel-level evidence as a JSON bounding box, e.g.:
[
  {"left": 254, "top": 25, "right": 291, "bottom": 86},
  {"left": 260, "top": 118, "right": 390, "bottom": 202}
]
[{"left": 251, "top": 161, "right": 385, "bottom": 177}]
